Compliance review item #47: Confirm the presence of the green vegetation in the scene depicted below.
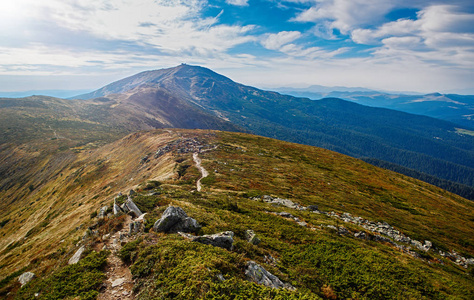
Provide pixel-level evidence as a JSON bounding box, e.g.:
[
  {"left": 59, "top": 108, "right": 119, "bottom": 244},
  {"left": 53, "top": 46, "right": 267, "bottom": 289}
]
[
  {"left": 16, "top": 250, "right": 109, "bottom": 300},
  {"left": 364, "top": 158, "right": 474, "bottom": 200},
  {"left": 127, "top": 235, "right": 319, "bottom": 299},
  {"left": 456, "top": 128, "right": 474, "bottom": 136},
  {"left": 1, "top": 129, "right": 473, "bottom": 299}
]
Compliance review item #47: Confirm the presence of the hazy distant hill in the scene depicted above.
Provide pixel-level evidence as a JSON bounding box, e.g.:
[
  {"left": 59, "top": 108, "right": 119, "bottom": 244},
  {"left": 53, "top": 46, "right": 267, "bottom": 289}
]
[
  {"left": 71, "top": 64, "right": 474, "bottom": 190},
  {"left": 0, "top": 89, "right": 91, "bottom": 98},
  {"left": 276, "top": 88, "right": 474, "bottom": 129}
]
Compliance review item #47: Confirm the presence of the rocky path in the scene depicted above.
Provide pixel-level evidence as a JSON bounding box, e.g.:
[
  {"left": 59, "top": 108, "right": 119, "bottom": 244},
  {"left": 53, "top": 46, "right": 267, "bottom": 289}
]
[
  {"left": 193, "top": 152, "right": 209, "bottom": 192},
  {"left": 98, "top": 215, "right": 134, "bottom": 300}
]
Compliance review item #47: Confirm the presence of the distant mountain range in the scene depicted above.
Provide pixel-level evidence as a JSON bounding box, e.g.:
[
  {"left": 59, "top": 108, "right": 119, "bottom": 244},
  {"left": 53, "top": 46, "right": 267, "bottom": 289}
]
[
  {"left": 0, "top": 89, "right": 91, "bottom": 98},
  {"left": 1, "top": 65, "right": 473, "bottom": 199},
  {"left": 275, "top": 88, "right": 474, "bottom": 129}
]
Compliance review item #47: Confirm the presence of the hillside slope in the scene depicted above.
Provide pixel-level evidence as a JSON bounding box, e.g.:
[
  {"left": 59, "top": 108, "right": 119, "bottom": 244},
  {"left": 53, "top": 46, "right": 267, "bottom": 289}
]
[
  {"left": 1, "top": 129, "right": 472, "bottom": 299},
  {"left": 72, "top": 65, "right": 474, "bottom": 189},
  {"left": 276, "top": 88, "right": 474, "bottom": 129}
]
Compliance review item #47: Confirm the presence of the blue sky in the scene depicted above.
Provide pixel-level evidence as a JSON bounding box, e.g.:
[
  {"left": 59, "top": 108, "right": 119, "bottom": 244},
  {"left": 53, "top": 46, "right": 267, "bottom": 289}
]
[{"left": 0, "top": 0, "right": 473, "bottom": 94}]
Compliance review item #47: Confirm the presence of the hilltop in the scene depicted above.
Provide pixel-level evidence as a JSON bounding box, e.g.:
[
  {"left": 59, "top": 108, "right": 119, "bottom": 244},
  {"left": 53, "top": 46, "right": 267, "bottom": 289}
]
[{"left": 0, "top": 129, "right": 473, "bottom": 299}]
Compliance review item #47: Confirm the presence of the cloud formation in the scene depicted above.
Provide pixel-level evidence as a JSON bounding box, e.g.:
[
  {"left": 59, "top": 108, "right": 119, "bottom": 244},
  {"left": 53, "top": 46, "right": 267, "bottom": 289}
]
[{"left": 0, "top": 0, "right": 472, "bottom": 93}]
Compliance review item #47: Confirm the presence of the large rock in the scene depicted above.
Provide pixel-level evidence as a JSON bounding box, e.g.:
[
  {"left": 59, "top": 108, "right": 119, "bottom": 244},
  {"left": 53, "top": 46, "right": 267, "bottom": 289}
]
[
  {"left": 125, "top": 197, "right": 143, "bottom": 218},
  {"left": 68, "top": 246, "right": 85, "bottom": 264},
  {"left": 18, "top": 272, "right": 35, "bottom": 287},
  {"left": 245, "top": 261, "right": 293, "bottom": 289},
  {"left": 153, "top": 206, "right": 200, "bottom": 233},
  {"left": 180, "top": 231, "right": 234, "bottom": 250}
]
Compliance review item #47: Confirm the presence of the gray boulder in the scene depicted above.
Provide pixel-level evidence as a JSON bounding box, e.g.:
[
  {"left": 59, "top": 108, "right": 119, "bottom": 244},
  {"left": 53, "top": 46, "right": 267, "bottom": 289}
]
[
  {"left": 113, "top": 201, "right": 123, "bottom": 215},
  {"left": 180, "top": 231, "right": 234, "bottom": 250},
  {"left": 153, "top": 206, "right": 200, "bottom": 233},
  {"left": 129, "top": 214, "right": 146, "bottom": 235},
  {"left": 306, "top": 205, "right": 319, "bottom": 211},
  {"left": 18, "top": 272, "right": 35, "bottom": 287},
  {"left": 245, "top": 230, "right": 261, "bottom": 245},
  {"left": 68, "top": 246, "right": 85, "bottom": 265},
  {"left": 245, "top": 261, "right": 293, "bottom": 289},
  {"left": 98, "top": 206, "right": 109, "bottom": 219},
  {"left": 125, "top": 197, "right": 142, "bottom": 218}
]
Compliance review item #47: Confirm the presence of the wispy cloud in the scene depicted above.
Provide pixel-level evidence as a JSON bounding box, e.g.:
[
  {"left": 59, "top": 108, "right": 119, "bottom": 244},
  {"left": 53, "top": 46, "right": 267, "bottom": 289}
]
[{"left": 226, "top": 0, "right": 249, "bottom": 6}]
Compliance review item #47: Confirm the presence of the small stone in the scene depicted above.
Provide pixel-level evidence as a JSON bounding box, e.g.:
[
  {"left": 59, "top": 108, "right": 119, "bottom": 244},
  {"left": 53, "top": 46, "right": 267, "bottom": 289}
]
[
  {"left": 98, "top": 206, "right": 109, "bottom": 219},
  {"left": 217, "top": 274, "right": 225, "bottom": 282},
  {"left": 245, "top": 230, "right": 261, "bottom": 245},
  {"left": 278, "top": 212, "right": 294, "bottom": 218},
  {"left": 297, "top": 221, "right": 308, "bottom": 227},
  {"left": 18, "top": 272, "right": 35, "bottom": 287},
  {"left": 111, "top": 278, "right": 126, "bottom": 287},
  {"left": 180, "top": 231, "right": 234, "bottom": 250}
]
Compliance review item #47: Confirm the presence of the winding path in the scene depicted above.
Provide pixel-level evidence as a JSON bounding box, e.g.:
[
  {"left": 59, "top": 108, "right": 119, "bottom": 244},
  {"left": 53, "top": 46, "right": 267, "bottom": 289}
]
[
  {"left": 193, "top": 152, "right": 209, "bottom": 192},
  {"left": 98, "top": 216, "right": 134, "bottom": 300}
]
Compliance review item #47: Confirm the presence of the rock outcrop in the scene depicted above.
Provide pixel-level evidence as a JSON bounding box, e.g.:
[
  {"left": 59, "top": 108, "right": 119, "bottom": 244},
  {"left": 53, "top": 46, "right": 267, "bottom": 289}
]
[
  {"left": 18, "top": 272, "right": 35, "bottom": 287},
  {"left": 153, "top": 206, "right": 200, "bottom": 233},
  {"left": 113, "top": 200, "right": 123, "bottom": 215},
  {"left": 261, "top": 195, "right": 304, "bottom": 210},
  {"left": 179, "top": 231, "right": 234, "bottom": 250},
  {"left": 245, "top": 261, "right": 293, "bottom": 289},
  {"left": 68, "top": 246, "right": 85, "bottom": 265},
  {"left": 125, "top": 197, "right": 142, "bottom": 218},
  {"left": 129, "top": 214, "right": 146, "bottom": 235}
]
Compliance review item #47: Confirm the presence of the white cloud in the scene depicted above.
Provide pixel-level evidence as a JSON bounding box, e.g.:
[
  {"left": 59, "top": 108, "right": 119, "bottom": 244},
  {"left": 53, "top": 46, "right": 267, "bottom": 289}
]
[
  {"left": 0, "top": 0, "right": 256, "bottom": 56},
  {"left": 351, "top": 19, "right": 420, "bottom": 44},
  {"left": 226, "top": 0, "right": 249, "bottom": 6},
  {"left": 293, "top": 0, "right": 395, "bottom": 33},
  {"left": 261, "top": 31, "right": 302, "bottom": 50},
  {"left": 0, "top": 0, "right": 472, "bottom": 93}
]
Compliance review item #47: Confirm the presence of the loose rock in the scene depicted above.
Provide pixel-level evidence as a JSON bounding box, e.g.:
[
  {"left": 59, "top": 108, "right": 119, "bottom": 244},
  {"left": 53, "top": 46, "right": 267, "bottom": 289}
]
[
  {"left": 245, "top": 230, "right": 261, "bottom": 245},
  {"left": 180, "top": 231, "right": 234, "bottom": 250},
  {"left": 245, "top": 261, "right": 293, "bottom": 289},
  {"left": 18, "top": 272, "right": 35, "bottom": 287},
  {"left": 68, "top": 246, "right": 85, "bottom": 264}
]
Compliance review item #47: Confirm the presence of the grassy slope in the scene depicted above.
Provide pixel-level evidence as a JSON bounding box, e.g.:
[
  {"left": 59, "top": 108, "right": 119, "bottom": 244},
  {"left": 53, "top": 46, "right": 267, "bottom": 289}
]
[{"left": 0, "top": 129, "right": 473, "bottom": 299}]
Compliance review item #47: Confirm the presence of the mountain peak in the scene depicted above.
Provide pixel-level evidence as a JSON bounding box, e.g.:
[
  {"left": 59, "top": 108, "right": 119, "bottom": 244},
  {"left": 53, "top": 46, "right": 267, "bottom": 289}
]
[{"left": 73, "top": 64, "right": 231, "bottom": 100}]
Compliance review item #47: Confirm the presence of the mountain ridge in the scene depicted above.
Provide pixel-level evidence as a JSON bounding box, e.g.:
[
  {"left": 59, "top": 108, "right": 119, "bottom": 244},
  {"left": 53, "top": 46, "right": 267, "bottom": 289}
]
[
  {"left": 3, "top": 64, "right": 474, "bottom": 197},
  {"left": 1, "top": 129, "right": 473, "bottom": 299}
]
